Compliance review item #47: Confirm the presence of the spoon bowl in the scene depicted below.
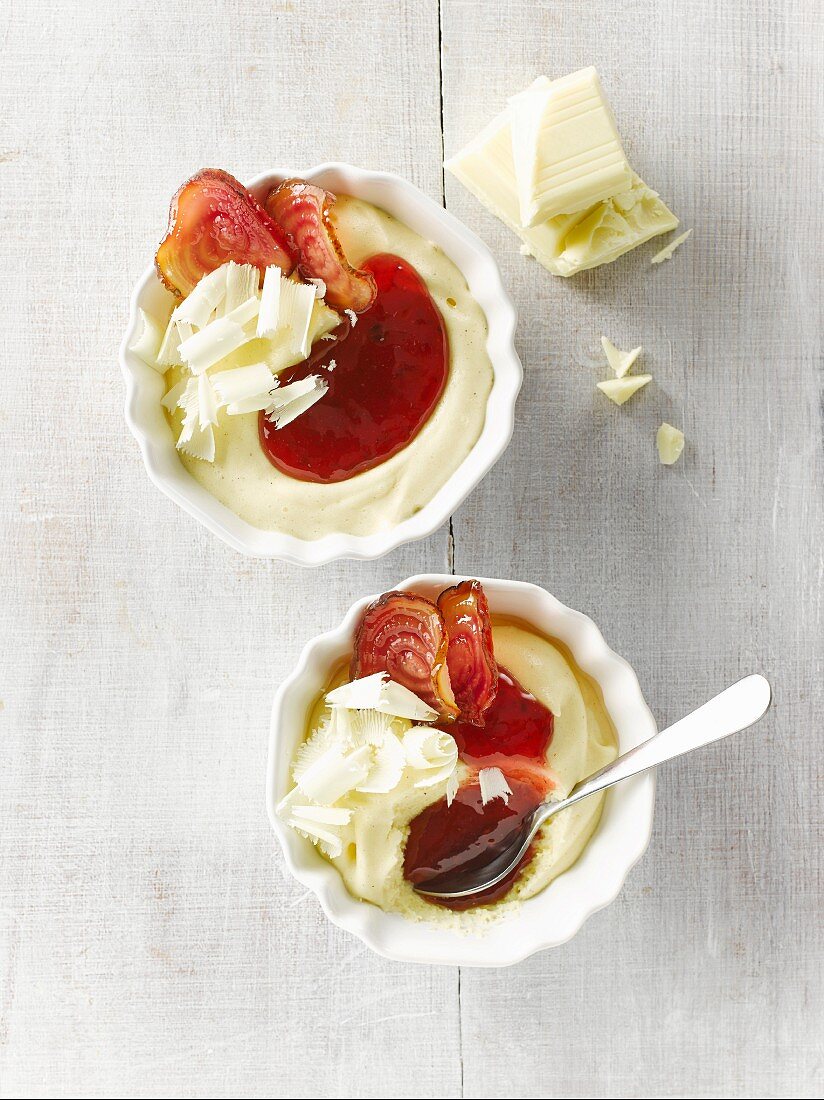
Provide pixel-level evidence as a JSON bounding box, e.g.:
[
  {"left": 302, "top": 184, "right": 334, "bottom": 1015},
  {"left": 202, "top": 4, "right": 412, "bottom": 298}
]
[{"left": 415, "top": 674, "right": 772, "bottom": 901}]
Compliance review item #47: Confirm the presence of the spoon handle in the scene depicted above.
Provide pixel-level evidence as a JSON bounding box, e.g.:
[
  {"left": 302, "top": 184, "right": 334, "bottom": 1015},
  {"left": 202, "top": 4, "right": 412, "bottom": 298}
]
[{"left": 549, "top": 674, "right": 772, "bottom": 817}]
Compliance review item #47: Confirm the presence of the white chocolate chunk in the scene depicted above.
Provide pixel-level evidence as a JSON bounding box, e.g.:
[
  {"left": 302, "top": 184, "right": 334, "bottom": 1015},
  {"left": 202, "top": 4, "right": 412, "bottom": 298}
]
[
  {"left": 446, "top": 96, "right": 678, "bottom": 276},
  {"left": 596, "top": 374, "right": 652, "bottom": 405},
  {"left": 510, "top": 68, "right": 632, "bottom": 227},
  {"left": 478, "top": 767, "right": 512, "bottom": 806},
  {"left": 552, "top": 177, "right": 678, "bottom": 275},
  {"left": 657, "top": 422, "right": 685, "bottom": 464},
  {"left": 601, "top": 336, "right": 643, "bottom": 378},
  {"left": 651, "top": 228, "right": 693, "bottom": 264},
  {"left": 129, "top": 308, "right": 164, "bottom": 369},
  {"left": 326, "top": 672, "right": 438, "bottom": 722}
]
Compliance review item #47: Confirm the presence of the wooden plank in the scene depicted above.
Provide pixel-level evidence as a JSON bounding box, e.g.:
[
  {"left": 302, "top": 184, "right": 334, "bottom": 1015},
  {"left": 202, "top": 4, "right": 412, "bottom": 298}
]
[
  {"left": 0, "top": 2, "right": 459, "bottom": 1097},
  {"left": 441, "top": 0, "right": 823, "bottom": 1096}
]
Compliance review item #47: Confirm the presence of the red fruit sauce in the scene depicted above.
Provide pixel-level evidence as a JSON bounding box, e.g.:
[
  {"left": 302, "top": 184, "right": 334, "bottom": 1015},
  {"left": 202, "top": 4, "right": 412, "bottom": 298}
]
[
  {"left": 403, "top": 776, "right": 547, "bottom": 911},
  {"left": 403, "top": 665, "right": 555, "bottom": 911},
  {"left": 451, "top": 668, "right": 554, "bottom": 764},
  {"left": 259, "top": 253, "right": 448, "bottom": 483}
]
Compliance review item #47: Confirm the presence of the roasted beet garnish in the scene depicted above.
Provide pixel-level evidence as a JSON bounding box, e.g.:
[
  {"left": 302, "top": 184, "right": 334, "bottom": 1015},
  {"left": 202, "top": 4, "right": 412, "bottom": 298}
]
[
  {"left": 156, "top": 169, "right": 295, "bottom": 298},
  {"left": 351, "top": 591, "right": 458, "bottom": 720},
  {"left": 437, "top": 580, "right": 498, "bottom": 725},
  {"left": 265, "top": 179, "right": 377, "bottom": 313}
]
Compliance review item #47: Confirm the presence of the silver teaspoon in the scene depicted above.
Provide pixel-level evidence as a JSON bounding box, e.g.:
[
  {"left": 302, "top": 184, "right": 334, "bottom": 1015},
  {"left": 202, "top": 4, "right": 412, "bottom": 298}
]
[{"left": 413, "top": 674, "right": 772, "bottom": 900}]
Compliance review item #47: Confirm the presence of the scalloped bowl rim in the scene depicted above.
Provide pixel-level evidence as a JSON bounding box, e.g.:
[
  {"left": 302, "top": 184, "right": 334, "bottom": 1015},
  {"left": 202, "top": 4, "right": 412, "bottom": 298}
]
[
  {"left": 266, "top": 575, "right": 657, "bottom": 967},
  {"left": 119, "top": 164, "right": 523, "bottom": 565}
]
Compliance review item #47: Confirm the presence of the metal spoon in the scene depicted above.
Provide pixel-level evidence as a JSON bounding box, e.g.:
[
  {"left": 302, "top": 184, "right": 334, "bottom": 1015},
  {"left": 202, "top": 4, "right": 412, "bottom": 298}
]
[{"left": 413, "top": 674, "right": 772, "bottom": 900}]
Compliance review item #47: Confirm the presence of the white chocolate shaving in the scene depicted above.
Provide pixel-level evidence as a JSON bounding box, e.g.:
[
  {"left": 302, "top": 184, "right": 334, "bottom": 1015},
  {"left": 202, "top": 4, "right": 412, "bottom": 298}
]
[
  {"left": 656, "top": 422, "right": 685, "bottom": 465},
  {"left": 197, "top": 372, "right": 219, "bottom": 428},
  {"left": 445, "top": 769, "right": 460, "bottom": 807},
  {"left": 326, "top": 673, "right": 438, "bottom": 722},
  {"left": 403, "top": 726, "right": 459, "bottom": 788},
  {"left": 161, "top": 377, "right": 188, "bottom": 412},
  {"left": 256, "top": 266, "right": 283, "bottom": 337},
  {"left": 279, "top": 279, "right": 316, "bottom": 359},
  {"left": 211, "top": 362, "right": 276, "bottom": 414},
  {"left": 156, "top": 311, "right": 185, "bottom": 366},
  {"left": 222, "top": 262, "right": 259, "bottom": 315},
  {"left": 307, "top": 277, "right": 327, "bottom": 298},
  {"left": 600, "top": 336, "right": 643, "bottom": 378},
  {"left": 344, "top": 309, "right": 358, "bottom": 327},
  {"left": 291, "top": 710, "right": 352, "bottom": 784},
  {"left": 175, "top": 265, "right": 229, "bottom": 328},
  {"left": 478, "top": 766, "right": 512, "bottom": 806},
  {"left": 129, "top": 308, "right": 164, "bottom": 369},
  {"left": 276, "top": 795, "right": 352, "bottom": 858},
  {"left": 296, "top": 743, "right": 372, "bottom": 805},
  {"left": 176, "top": 375, "right": 219, "bottom": 461},
  {"left": 289, "top": 805, "right": 353, "bottom": 826},
  {"left": 177, "top": 420, "right": 215, "bottom": 462},
  {"left": 351, "top": 712, "right": 407, "bottom": 794},
  {"left": 178, "top": 297, "right": 259, "bottom": 375},
  {"left": 596, "top": 374, "right": 652, "bottom": 405},
  {"left": 651, "top": 228, "right": 693, "bottom": 264},
  {"left": 264, "top": 375, "right": 328, "bottom": 429}
]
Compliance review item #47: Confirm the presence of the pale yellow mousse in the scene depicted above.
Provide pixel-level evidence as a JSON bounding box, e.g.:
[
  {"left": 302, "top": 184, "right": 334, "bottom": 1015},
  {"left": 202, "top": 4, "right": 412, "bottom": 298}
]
[
  {"left": 301, "top": 621, "right": 618, "bottom": 929},
  {"left": 164, "top": 196, "right": 493, "bottom": 539}
]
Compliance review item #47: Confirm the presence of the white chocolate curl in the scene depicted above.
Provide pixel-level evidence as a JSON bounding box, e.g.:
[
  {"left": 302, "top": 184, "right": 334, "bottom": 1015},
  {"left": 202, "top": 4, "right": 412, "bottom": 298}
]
[{"left": 403, "top": 726, "right": 459, "bottom": 788}]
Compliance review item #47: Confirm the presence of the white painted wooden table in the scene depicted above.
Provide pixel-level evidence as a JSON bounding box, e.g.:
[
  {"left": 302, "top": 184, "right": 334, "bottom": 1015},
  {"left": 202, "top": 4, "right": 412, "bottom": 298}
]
[{"left": 1, "top": 1, "right": 821, "bottom": 1096}]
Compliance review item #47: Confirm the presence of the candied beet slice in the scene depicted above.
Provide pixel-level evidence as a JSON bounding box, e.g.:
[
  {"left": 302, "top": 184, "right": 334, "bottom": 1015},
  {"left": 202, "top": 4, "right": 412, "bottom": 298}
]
[
  {"left": 265, "top": 179, "right": 377, "bottom": 312},
  {"left": 155, "top": 169, "right": 295, "bottom": 298},
  {"left": 437, "top": 580, "right": 498, "bottom": 725},
  {"left": 351, "top": 591, "right": 458, "bottom": 719}
]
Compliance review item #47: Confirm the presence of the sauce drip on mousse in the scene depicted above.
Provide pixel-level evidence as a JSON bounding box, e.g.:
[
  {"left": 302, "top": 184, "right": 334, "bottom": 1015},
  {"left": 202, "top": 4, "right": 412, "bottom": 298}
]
[
  {"left": 403, "top": 667, "right": 555, "bottom": 911},
  {"left": 260, "top": 253, "right": 449, "bottom": 483}
]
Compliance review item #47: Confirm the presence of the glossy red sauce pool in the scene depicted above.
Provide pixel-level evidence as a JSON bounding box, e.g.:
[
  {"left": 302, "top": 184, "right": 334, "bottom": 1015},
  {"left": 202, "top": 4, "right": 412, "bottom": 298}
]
[
  {"left": 403, "top": 665, "right": 556, "bottom": 910},
  {"left": 450, "top": 668, "right": 554, "bottom": 764},
  {"left": 259, "top": 253, "right": 448, "bottom": 483},
  {"left": 403, "top": 775, "right": 547, "bottom": 911}
]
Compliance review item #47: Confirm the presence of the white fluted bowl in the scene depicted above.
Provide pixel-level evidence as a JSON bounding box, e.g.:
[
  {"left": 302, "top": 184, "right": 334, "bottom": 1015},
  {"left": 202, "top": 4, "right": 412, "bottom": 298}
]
[
  {"left": 267, "top": 575, "right": 657, "bottom": 967},
  {"left": 120, "top": 165, "right": 522, "bottom": 565}
]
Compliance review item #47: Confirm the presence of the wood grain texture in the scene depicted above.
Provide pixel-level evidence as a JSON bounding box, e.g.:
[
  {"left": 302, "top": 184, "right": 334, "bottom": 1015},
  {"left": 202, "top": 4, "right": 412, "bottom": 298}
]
[
  {"left": 442, "top": 2, "right": 823, "bottom": 1097},
  {"left": 0, "top": 0, "right": 821, "bottom": 1097}
]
